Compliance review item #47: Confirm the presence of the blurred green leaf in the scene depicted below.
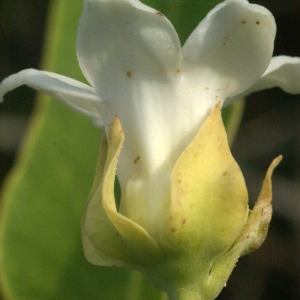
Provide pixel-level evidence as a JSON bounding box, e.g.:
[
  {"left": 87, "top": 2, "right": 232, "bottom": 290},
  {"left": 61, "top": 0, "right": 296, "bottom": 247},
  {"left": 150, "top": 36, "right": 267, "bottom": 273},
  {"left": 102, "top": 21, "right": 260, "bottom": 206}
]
[
  {"left": 0, "top": 0, "right": 241, "bottom": 299},
  {"left": 0, "top": 0, "right": 133, "bottom": 299}
]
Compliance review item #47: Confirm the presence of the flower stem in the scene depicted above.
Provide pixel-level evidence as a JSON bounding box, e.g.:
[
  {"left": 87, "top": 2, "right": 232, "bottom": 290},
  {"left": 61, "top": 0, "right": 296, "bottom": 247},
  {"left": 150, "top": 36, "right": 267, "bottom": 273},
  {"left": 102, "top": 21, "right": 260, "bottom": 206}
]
[{"left": 126, "top": 271, "right": 145, "bottom": 300}]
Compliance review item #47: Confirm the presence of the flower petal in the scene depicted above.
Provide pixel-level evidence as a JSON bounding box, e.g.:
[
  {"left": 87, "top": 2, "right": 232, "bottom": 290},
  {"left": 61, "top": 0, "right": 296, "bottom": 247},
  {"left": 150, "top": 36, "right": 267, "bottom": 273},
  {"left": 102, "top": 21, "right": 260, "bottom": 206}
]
[
  {"left": 182, "top": 0, "right": 276, "bottom": 110},
  {"left": 205, "top": 156, "right": 282, "bottom": 300},
  {"left": 143, "top": 104, "right": 249, "bottom": 299},
  {"left": 77, "top": 0, "right": 181, "bottom": 100},
  {"left": 0, "top": 69, "right": 103, "bottom": 126},
  {"left": 82, "top": 135, "right": 136, "bottom": 266},
  {"left": 240, "top": 155, "right": 282, "bottom": 256},
  {"left": 77, "top": 0, "right": 183, "bottom": 179},
  {"left": 241, "top": 56, "right": 300, "bottom": 97},
  {"left": 102, "top": 117, "right": 159, "bottom": 260},
  {"left": 165, "top": 104, "right": 249, "bottom": 257},
  {"left": 82, "top": 118, "right": 162, "bottom": 266},
  {"left": 225, "top": 56, "right": 300, "bottom": 106}
]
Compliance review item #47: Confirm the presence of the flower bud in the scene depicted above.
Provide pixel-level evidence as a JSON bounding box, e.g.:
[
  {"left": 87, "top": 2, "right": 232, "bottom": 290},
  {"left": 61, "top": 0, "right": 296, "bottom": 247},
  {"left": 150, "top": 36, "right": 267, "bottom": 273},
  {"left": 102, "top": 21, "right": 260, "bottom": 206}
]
[{"left": 82, "top": 104, "right": 281, "bottom": 299}]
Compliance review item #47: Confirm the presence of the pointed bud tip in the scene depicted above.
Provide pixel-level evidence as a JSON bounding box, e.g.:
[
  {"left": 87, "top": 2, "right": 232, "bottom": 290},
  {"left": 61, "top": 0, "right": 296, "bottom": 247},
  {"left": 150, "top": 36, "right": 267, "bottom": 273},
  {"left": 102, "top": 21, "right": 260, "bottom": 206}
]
[{"left": 269, "top": 155, "right": 282, "bottom": 174}]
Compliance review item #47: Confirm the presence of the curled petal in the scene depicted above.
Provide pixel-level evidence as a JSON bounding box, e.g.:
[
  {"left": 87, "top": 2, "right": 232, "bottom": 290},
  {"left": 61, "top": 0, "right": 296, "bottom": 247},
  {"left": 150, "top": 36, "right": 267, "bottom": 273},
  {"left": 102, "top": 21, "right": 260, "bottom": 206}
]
[
  {"left": 83, "top": 116, "right": 160, "bottom": 267},
  {"left": 82, "top": 135, "right": 134, "bottom": 266},
  {"left": 0, "top": 69, "right": 103, "bottom": 126},
  {"left": 206, "top": 156, "right": 282, "bottom": 299},
  {"left": 240, "top": 155, "right": 282, "bottom": 255},
  {"left": 182, "top": 0, "right": 276, "bottom": 108},
  {"left": 101, "top": 117, "right": 160, "bottom": 257}
]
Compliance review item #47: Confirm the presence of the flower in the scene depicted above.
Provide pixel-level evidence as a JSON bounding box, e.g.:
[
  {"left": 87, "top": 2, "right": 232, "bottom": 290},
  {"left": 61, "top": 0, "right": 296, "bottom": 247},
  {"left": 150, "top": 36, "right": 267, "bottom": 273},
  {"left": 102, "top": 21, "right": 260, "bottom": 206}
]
[{"left": 1, "top": 0, "right": 299, "bottom": 298}]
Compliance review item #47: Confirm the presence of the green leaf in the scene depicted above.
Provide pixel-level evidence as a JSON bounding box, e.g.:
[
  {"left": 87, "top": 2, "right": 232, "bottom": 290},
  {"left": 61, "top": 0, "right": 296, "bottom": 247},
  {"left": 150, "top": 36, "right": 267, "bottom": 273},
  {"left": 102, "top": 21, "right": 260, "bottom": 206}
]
[
  {"left": 0, "top": 0, "right": 241, "bottom": 299},
  {"left": 0, "top": 0, "right": 137, "bottom": 299}
]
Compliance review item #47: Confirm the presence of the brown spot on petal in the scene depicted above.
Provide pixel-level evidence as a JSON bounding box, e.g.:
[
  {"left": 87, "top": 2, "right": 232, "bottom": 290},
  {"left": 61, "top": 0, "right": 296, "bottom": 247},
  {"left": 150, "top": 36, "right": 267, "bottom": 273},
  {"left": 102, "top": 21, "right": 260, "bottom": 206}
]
[
  {"left": 223, "top": 36, "right": 229, "bottom": 46},
  {"left": 223, "top": 171, "right": 228, "bottom": 176},
  {"left": 134, "top": 156, "right": 140, "bottom": 164},
  {"left": 170, "top": 228, "right": 176, "bottom": 233},
  {"left": 176, "top": 69, "right": 181, "bottom": 74},
  {"left": 156, "top": 11, "right": 164, "bottom": 16},
  {"left": 182, "top": 219, "right": 186, "bottom": 225},
  {"left": 256, "top": 21, "right": 260, "bottom": 25},
  {"left": 126, "top": 71, "right": 132, "bottom": 78},
  {"left": 241, "top": 20, "right": 246, "bottom": 24}
]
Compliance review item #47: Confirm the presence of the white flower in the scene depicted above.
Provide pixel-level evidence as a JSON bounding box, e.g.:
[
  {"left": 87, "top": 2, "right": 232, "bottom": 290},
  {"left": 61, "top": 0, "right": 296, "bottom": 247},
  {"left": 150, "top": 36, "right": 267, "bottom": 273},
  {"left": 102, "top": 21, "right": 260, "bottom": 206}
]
[
  {"left": 1, "top": 0, "right": 299, "bottom": 234},
  {"left": 1, "top": 0, "right": 299, "bottom": 298}
]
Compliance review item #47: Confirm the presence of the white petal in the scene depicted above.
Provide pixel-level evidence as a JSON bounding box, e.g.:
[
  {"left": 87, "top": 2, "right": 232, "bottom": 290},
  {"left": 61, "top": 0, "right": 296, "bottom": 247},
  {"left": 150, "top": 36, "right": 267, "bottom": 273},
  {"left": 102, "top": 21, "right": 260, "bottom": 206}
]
[
  {"left": 77, "top": 0, "right": 189, "bottom": 229},
  {"left": 182, "top": 0, "right": 276, "bottom": 111},
  {"left": 77, "top": 0, "right": 181, "bottom": 99},
  {"left": 225, "top": 56, "right": 300, "bottom": 106},
  {"left": 77, "top": 0, "right": 183, "bottom": 178},
  {"left": 246, "top": 56, "right": 300, "bottom": 94},
  {"left": 0, "top": 69, "right": 103, "bottom": 126}
]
